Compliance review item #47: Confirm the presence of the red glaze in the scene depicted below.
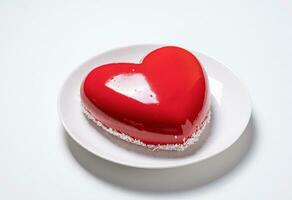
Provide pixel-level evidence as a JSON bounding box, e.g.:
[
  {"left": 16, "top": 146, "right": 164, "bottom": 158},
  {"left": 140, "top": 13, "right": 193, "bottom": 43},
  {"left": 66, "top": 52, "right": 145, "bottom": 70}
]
[{"left": 81, "top": 46, "right": 210, "bottom": 145}]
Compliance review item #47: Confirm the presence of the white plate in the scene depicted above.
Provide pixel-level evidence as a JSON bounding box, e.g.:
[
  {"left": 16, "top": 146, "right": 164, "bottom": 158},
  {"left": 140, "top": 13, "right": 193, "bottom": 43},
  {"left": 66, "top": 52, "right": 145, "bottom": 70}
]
[{"left": 58, "top": 44, "right": 252, "bottom": 169}]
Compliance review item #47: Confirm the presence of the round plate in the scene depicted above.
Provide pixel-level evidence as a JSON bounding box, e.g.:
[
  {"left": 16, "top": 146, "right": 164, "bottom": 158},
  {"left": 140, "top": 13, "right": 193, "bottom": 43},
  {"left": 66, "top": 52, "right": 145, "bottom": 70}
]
[{"left": 58, "top": 44, "right": 252, "bottom": 169}]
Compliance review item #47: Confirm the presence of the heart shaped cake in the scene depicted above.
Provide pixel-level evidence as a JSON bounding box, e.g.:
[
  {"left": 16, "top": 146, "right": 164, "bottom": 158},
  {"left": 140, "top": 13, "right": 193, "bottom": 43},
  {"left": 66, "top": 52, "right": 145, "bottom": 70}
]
[{"left": 81, "top": 46, "right": 211, "bottom": 151}]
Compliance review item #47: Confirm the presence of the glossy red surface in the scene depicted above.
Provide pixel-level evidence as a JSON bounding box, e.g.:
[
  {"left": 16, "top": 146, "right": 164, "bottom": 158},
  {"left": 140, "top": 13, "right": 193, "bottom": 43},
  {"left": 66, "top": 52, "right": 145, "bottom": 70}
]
[{"left": 81, "top": 46, "right": 210, "bottom": 145}]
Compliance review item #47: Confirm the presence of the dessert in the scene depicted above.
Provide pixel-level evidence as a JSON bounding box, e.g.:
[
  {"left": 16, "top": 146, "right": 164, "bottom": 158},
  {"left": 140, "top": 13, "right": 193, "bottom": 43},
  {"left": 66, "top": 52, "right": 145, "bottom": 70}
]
[{"left": 81, "top": 46, "right": 211, "bottom": 151}]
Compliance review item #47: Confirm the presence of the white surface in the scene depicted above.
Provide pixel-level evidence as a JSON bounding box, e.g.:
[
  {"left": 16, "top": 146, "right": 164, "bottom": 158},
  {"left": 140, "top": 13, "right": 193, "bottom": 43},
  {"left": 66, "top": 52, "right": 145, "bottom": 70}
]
[
  {"left": 0, "top": 0, "right": 291, "bottom": 199},
  {"left": 58, "top": 44, "right": 251, "bottom": 168}
]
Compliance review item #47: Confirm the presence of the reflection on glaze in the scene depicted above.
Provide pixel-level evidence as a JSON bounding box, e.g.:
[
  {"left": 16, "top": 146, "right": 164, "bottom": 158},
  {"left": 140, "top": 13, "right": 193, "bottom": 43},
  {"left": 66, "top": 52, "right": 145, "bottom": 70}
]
[{"left": 105, "top": 73, "right": 158, "bottom": 104}]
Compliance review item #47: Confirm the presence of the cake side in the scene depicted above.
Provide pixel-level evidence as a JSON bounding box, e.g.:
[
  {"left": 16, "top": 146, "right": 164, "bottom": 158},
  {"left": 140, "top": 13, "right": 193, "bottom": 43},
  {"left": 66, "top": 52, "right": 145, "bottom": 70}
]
[{"left": 82, "top": 104, "right": 211, "bottom": 152}]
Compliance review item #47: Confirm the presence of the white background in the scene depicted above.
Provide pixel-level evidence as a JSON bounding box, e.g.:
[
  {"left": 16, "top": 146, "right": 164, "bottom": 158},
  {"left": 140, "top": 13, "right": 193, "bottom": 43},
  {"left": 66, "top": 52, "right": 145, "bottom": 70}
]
[{"left": 0, "top": 0, "right": 291, "bottom": 199}]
